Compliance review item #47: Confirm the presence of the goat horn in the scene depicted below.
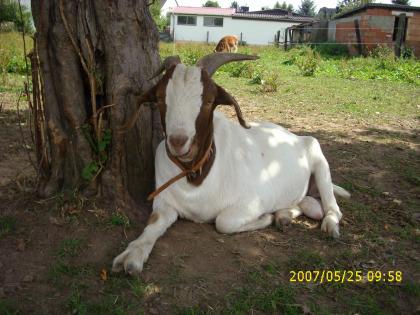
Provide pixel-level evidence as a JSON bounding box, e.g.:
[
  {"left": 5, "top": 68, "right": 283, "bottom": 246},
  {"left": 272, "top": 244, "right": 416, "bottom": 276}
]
[
  {"left": 196, "top": 53, "right": 259, "bottom": 77},
  {"left": 149, "top": 55, "right": 182, "bottom": 79}
]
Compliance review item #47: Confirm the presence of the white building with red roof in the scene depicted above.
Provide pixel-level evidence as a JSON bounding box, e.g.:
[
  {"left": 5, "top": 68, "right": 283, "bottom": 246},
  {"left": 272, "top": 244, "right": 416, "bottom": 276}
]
[{"left": 168, "top": 6, "right": 316, "bottom": 45}]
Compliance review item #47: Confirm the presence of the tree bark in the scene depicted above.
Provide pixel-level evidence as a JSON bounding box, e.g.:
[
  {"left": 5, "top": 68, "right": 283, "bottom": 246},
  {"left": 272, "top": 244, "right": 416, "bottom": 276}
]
[{"left": 31, "top": 0, "right": 163, "bottom": 212}]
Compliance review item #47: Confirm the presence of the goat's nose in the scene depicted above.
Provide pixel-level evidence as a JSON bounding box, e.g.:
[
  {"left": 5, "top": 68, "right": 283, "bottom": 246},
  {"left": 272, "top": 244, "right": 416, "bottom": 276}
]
[{"left": 169, "top": 134, "right": 188, "bottom": 149}]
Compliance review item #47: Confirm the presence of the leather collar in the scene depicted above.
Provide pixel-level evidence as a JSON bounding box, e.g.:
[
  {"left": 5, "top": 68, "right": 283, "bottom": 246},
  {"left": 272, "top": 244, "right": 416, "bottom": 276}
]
[{"left": 147, "top": 138, "right": 216, "bottom": 201}]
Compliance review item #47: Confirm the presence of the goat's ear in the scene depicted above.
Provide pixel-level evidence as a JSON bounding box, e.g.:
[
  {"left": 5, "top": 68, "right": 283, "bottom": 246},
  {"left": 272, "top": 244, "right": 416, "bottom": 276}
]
[
  {"left": 119, "top": 84, "right": 158, "bottom": 133},
  {"left": 214, "top": 84, "right": 250, "bottom": 129}
]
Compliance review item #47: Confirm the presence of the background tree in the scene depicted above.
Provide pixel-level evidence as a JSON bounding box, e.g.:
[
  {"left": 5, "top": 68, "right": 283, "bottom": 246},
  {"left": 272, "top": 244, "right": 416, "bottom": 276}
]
[
  {"left": 150, "top": 0, "right": 168, "bottom": 31},
  {"left": 297, "top": 0, "right": 316, "bottom": 16},
  {"left": 337, "top": 0, "right": 375, "bottom": 13},
  {"left": 0, "top": 0, "right": 33, "bottom": 32},
  {"left": 203, "top": 1, "right": 220, "bottom": 7},
  {"left": 274, "top": 1, "right": 281, "bottom": 8},
  {"left": 230, "top": 1, "right": 238, "bottom": 9},
  {"left": 30, "top": 0, "right": 162, "bottom": 212},
  {"left": 279, "top": 1, "right": 294, "bottom": 12},
  {"left": 391, "top": 0, "right": 410, "bottom": 5}
]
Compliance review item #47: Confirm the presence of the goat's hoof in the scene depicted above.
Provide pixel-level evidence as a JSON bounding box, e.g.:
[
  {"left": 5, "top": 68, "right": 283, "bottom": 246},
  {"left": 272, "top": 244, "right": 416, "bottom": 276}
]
[
  {"left": 275, "top": 216, "right": 291, "bottom": 227},
  {"left": 112, "top": 246, "right": 145, "bottom": 276},
  {"left": 321, "top": 214, "right": 340, "bottom": 238}
]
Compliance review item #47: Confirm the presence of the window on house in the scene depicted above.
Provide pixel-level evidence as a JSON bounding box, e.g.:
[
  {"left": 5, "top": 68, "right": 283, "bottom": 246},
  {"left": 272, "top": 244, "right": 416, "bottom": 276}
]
[
  {"left": 203, "top": 16, "right": 224, "bottom": 27},
  {"left": 177, "top": 15, "right": 197, "bottom": 25}
]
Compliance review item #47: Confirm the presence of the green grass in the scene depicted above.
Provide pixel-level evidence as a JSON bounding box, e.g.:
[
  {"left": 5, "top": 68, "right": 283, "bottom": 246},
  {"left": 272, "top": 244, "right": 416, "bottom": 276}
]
[
  {"left": 0, "top": 215, "right": 17, "bottom": 238},
  {"left": 401, "top": 282, "right": 420, "bottom": 297},
  {"left": 287, "top": 249, "right": 326, "bottom": 270},
  {"left": 0, "top": 299, "right": 20, "bottom": 315},
  {"left": 159, "top": 42, "right": 420, "bottom": 123},
  {"left": 179, "top": 268, "right": 301, "bottom": 315},
  {"left": 0, "top": 32, "right": 32, "bottom": 74},
  {"left": 49, "top": 260, "right": 93, "bottom": 281},
  {"left": 57, "top": 238, "right": 85, "bottom": 257},
  {"left": 109, "top": 212, "right": 130, "bottom": 227},
  {"left": 160, "top": 42, "right": 420, "bottom": 85},
  {"left": 66, "top": 278, "right": 147, "bottom": 315}
]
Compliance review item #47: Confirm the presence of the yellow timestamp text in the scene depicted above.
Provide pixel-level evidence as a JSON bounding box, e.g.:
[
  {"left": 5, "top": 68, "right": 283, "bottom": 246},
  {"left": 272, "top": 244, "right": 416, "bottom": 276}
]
[{"left": 289, "top": 270, "right": 403, "bottom": 284}]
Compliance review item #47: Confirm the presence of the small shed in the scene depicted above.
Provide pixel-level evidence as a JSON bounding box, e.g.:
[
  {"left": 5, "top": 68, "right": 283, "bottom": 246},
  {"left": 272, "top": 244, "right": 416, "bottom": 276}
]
[{"left": 328, "top": 4, "right": 420, "bottom": 57}]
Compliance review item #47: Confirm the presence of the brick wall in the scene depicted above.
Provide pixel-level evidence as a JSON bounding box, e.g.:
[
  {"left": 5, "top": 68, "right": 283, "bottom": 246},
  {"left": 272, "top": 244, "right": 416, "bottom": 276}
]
[
  {"left": 334, "top": 8, "right": 420, "bottom": 58},
  {"left": 406, "top": 12, "right": 420, "bottom": 57}
]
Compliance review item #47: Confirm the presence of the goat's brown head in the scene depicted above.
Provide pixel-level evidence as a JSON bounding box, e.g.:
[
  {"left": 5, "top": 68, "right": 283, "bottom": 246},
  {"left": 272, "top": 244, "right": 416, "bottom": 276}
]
[{"left": 125, "top": 53, "right": 258, "bottom": 163}]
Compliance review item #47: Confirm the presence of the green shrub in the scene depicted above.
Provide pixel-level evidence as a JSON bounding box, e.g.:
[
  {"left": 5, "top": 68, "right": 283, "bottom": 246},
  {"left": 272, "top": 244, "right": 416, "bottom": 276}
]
[
  {"left": 250, "top": 70, "right": 263, "bottom": 84},
  {"left": 296, "top": 47, "right": 320, "bottom": 76},
  {"left": 0, "top": 0, "right": 33, "bottom": 33},
  {"left": 0, "top": 32, "right": 32, "bottom": 75},
  {"left": 260, "top": 71, "right": 280, "bottom": 93},
  {"left": 221, "top": 61, "right": 255, "bottom": 78},
  {"left": 369, "top": 45, "right": 394, "bottom": 59},
  {"left": 401, "top": 47, "right": 414, "bottom": 59},
  {"left": 5, "top": 52, "right": 27, "bottom": 73},
  {"left": 313, "top": 42, "right": 349, "bottom": 58}
]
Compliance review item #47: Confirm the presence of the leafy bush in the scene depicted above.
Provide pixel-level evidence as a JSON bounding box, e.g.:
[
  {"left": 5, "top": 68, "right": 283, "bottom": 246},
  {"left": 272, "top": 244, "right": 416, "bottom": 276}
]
[
  {"left": 296, "top": 46, "right": 320, "bottom": 76},
  {"left": 260, "top": 71, "right": 280, "bottom": 93},
  {"left": 217, "top": 61, "right": 255, "bottom": 79},
  {"left": 313, "top": 42, "right": 349, "bottom": 58},
  {"left": 5, "top": 52, "right": 26, "bottom": 73},
  {"left": 0, "top": 0, "right": 33, "bottom": 33},
  {"left": 280, "top": 44, "right": 419, "bottom": 85},
  {"left": 250, "top": 69, "right": 263, "bottom": 84},
  {"left": 0, "top": 32, "right": 31, "bottom": 75},
  {"left": 369, "top": 45, "right": 394, "bottom": 59}
]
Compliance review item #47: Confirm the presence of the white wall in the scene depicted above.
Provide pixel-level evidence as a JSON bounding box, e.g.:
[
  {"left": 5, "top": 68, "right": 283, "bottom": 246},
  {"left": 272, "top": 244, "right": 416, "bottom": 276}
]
[{"left": 170, "top": 15, "right": 301, "bottom": 45}]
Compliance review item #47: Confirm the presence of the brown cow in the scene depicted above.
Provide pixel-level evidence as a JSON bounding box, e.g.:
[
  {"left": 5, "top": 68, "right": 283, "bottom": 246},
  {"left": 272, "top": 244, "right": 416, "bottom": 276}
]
[{"left": 214, "top": 35, "right": 238, "bottom": 53}]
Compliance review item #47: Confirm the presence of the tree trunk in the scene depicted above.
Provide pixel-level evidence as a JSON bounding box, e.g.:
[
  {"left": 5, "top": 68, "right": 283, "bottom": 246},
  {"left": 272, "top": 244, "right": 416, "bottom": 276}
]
[{"left": 31, "top": 0, "right": 163, "bottom": 212}]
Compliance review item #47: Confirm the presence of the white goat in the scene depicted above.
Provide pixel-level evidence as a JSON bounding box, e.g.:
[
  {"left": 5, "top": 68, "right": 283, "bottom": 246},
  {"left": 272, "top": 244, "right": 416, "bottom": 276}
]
[{"left": 112, "top": 53, "right": 350, "bottom": 276}]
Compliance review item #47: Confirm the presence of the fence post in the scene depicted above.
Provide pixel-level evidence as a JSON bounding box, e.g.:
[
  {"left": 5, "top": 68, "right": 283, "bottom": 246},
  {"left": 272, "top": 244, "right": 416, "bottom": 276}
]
[
  {"left": 289, "top": 29, "right": 293, "bottom": 48},
  {"left": 284, "top": 28, "right": 288, "bottom": 50},
  {"left": 240, "top": 32, "right": 243, "bottom": 45},
  {"left": 394, "top": 13, "right": 407, "bottom": 57},
  {"left": 206, "top": 31, "right": 209, "bottom": 44},
  {"left": 354, "top": 19, "right": 362, "bottom": 55}
]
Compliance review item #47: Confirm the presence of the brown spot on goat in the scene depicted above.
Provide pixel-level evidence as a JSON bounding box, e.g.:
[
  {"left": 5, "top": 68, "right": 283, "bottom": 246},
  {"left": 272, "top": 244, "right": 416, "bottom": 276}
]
[{"left": 147, "top": 213, "right": 159, "bottom": 225}]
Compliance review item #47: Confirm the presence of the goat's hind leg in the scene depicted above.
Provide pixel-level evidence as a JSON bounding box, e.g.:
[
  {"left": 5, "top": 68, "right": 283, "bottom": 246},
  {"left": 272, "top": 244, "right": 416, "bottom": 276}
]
[
  {"left": 308, "top": 138, "right": 342, "bottom": 238},
  {"left": 215, "top": 203, "right": 273, "bottom": 234},
  {"left": 274, "top": 207, "right": 302, "bottom": 227},
  {"left": 275, "top": 195, "right": 324, "bottom": 229}
]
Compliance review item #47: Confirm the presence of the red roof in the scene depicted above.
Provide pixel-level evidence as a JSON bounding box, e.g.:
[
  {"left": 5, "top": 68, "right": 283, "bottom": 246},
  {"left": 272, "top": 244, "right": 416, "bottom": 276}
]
[{"left": 170, "top": 6, "right": 236, "bottom": 16}]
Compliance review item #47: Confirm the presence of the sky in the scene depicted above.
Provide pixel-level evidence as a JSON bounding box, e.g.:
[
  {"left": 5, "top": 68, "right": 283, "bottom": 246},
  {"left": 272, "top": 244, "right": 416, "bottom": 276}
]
[{"left": 162, "top": 0, "right": 420, "bottom": 13}]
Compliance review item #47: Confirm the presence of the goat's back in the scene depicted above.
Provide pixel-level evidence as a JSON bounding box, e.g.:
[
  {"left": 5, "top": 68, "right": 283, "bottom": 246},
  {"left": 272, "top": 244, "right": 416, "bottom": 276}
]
[{"left": 214, "top": 35, "right": 238, "bottom": 52}]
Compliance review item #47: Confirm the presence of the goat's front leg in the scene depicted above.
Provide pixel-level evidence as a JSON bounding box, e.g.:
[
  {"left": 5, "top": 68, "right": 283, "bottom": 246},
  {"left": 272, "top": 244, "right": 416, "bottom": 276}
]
[{"left": 112, "top": 200, "right": 178, "bottom": 276}]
